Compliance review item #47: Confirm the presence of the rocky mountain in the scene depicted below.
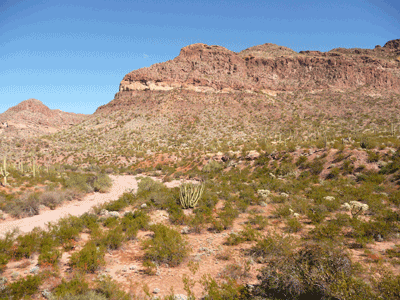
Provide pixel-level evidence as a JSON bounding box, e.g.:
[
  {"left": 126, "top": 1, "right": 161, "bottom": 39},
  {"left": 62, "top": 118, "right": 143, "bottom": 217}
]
[
  {"left": 97, "top": 38, "right": 400, "bottom": 115},
  {"left": 0, "top": 99, "right": 88, "bottom": 140}
]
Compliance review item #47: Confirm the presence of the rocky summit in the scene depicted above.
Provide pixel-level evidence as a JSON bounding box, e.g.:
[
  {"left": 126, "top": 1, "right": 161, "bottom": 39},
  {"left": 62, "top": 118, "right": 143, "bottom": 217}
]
[{"left": 0, "top": 98, "right": 88, "bottom": 140}]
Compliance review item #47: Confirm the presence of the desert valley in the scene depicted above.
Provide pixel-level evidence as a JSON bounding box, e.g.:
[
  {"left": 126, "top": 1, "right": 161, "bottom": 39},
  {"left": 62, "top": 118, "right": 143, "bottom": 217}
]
[{"left": 0, "top": 39, "right": 400, "bottom": 299}]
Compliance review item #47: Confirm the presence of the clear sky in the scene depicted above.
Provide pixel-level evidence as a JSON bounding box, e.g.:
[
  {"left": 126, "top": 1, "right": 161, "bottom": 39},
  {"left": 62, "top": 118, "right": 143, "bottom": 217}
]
[{"left": 1, "top": 0, "right": 399, "bottom": 114}]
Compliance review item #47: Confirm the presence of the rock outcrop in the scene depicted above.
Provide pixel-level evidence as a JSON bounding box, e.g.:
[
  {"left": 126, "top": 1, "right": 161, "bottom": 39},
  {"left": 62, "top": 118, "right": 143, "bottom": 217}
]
[{"left": 113, "top": 39, "right": 400, "bottom": 99}]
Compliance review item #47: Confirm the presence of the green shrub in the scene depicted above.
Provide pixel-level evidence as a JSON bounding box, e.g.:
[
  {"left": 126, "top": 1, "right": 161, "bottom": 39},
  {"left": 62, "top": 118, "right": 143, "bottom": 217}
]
[
  {"left": 53, "top": 275, "right": 89, "bottom": 297},
  {"left": 306, "top": 205, "right": 328, "bottom": 224},
  {"left": 143, "top": 224, "right": 189, "bottom": 267},
  {"left": 256, "top": 242, "right": 356, "bottom": 299},
  {"left": 92, "top": 173, "right": 112, "bottom": 193},
  {"left": 248, "top": 234, "right": 296, "bottom": 259},
  {"left": 65, "top": 173, "right": 93, "bottom": 193},
  {"left": 121, "top": 210, "right": 150, "bottom": 239},
  {"left": 247, "top": 214, "right": 268, "bottom": 230},
  {"left": 98, "top": 226, "right": 125, "bottom": 250},
  {"left": 6, "top": 192, "right": 41, "bottom": 218},
  {"left": 203, "top": 160, "right": 223, "bottom": 173},
  {"left": 57, "top": 291, "right": 107, "bottom": 300},
  {"left": 1, "top": 275, "right": 42, "bottom": 299},
  {"left": 0, "top": 230, "right": 16, "bottom": 273},
  {"left": 39, "top": 191, "right": 63, "bottom": 209},
  {"left": 225, "top": 225, "right": 260, "bottom": 246},
  {"left": 377, "top": 271, "right": 400, "bottom": 299},
  {"left": 286, "top": 217, "right": 302, "bottom": 233},
  {"left": 14, "top": 228, "right": 42, "bottom": 259},
  {"left": 201, "top": 275, "right": 250, "bottom": 300},
  {"left": 69, "top": 241, "right": 105, "bottom": 273}
]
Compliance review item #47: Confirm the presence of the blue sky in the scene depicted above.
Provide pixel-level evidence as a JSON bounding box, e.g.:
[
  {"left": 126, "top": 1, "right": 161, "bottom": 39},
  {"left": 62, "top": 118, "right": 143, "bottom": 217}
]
[{"left": 1, "top": 0, "right": 399, "bottom": 114}]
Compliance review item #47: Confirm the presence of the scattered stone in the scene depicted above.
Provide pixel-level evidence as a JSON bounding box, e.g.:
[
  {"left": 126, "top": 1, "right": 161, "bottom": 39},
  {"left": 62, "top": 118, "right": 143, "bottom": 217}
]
[
  {"left": 11, "top": 272, "right": 19, "bottom": 279},
  {"left": 174, "top": 295, "right": 188, "bottom": 300},
  {"left": 129, "top": 265, "right": 137, "bottom": 270},
  {"left": 122, "top": 266, "right": 128, "bottom": 272},
  {"left": 38, "top": 204, "right": 46, "bottom": 210},
  {"left": 153, "top": 288, "right": 160, "bottom": 294},
  {"left": 376, "top": 234, "right": 384, "bottom": 242},
  {"left": 181, "top": 226, "right": 190, "bottom": 234},
  {"left": 259, "top": 201, "right": 268, "bottom": 207},
  {"left": 323, "top": 196, "right": 335, "bottom": 201},
  {"left": 42, "top": 289, "right": 53, "bottom": 300},
  {"left": 245, "top": 150, "right": 260, "bottom": 160},
  {"left": 99, "top": 209, "right": 109, "bottom": 216},
  {"left": 280, "top": 192, "right": 289, "bottom": 198},
  {"left": 109, "top": 211, "right": 120, "bottom": 218},
  {"left": 257, "top": 189, "right": 271, "bottom": 198},
  {"left": 30, "top": 266, "right": 40, "bottom": 274},
  {"left": 141, "top": 203, "right": 147, "bottom": 208}
]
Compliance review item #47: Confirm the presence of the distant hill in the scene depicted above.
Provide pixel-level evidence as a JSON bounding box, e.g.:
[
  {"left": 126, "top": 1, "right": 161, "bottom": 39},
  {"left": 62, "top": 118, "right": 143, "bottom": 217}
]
[{"left": 0, "top": 99, "right": 88, "bottom": 140}]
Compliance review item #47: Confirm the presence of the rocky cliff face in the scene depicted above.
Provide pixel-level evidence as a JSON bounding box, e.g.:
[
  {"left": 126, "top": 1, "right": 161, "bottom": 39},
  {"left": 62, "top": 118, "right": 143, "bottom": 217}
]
[
  {"left": 111, "top": 39, "right": 400, "bottom": 102},
  {"left": 0, "top": 99, "right": 88, "bottom": 139}
]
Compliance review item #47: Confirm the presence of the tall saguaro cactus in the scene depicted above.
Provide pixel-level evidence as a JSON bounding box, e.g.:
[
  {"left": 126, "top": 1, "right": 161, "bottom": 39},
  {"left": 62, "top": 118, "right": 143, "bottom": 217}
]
[
  {"left": 0, "top": 156, "right": 10, "bottom": 186},
  {"left": 179, "top": 182, "right": 205, "bottom": 209}
]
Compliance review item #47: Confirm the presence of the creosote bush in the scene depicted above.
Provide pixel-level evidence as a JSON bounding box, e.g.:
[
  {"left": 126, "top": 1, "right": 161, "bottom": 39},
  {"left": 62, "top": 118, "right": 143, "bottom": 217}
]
[{"left": 143, "top": 224, "right": 189, "bottom": 267}]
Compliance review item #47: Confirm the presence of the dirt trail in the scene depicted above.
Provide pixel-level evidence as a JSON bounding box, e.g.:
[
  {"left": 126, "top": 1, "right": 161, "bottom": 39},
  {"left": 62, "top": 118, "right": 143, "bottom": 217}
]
[{"left": 0, "top": 175, "right": 184, "bottom": 238}]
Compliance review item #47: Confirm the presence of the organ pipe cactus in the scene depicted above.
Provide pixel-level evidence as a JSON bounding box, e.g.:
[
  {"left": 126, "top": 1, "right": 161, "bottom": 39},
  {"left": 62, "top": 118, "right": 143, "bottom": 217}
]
[
  {"left": 179, "top": 182, "right": 205, "bottom": 209},
  {"left": 0, "top": 157, "right": 10, "bottom": 186}
]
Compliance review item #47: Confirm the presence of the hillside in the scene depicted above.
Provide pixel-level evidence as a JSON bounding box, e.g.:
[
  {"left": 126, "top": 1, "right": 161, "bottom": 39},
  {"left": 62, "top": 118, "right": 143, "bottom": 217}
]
[
  {"left": 0, "top": 98, "right": 88, "bottom": 142},
  {"left": 0, "top": 39, "right": 400, "bottom": 300}
]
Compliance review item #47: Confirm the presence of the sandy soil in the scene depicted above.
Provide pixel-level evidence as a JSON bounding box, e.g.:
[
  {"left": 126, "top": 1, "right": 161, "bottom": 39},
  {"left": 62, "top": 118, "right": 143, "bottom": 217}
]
[{"left": 0, "top": 175, "right": 188, "bottom": 238}]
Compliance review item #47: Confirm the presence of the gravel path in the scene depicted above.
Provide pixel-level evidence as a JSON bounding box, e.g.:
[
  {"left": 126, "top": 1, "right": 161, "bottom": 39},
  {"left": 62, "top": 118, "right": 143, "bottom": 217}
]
[{"left": 0, "top": 175, "right": 141, "bottom": 238}]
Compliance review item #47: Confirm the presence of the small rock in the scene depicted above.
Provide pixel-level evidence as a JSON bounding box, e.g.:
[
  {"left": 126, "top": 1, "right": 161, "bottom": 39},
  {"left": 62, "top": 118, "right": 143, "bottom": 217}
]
[
  {"left": 376, "top": 234, "right": 384, "bottom": 242},
  {"left": 30, "top": 266, "right": 40, "bottom": 274},
  {"left": 174, "top": 295, "right": 188, "bottom": 300},
  {"left": 129, "top": 265, "right": 137, "bottom": 270},
  {"left": 260, "top": 201, "right": 268, "bottom": 207},
  {"left": 141, "top": 203, "right": 147, "bottom": 208},
  {"left": 122, "top": 266, "right": 128, "bottom": 272},
  {"left": 42, "top": 289, "right": 53, "bottom": 300},
  {"left": 11, "top": 272, "right": 19, "bottom": 279},
  {"left": 109, "top": 211, "right": 120, "bottom": 218},
  {"left": 99, "top": 209, "right": 109, "bottom": 216},
  {"left": 323, "top": 196, "right": 335, "bottom": 201},
  {"left": 153, "top": 288, "right": 160, "bottom": 294},
  {"left": 181, "top": 226, "right": 190, "bottom": 234},
  {"left": 280, "top": 192, "right": 289, "bottom": 198}
]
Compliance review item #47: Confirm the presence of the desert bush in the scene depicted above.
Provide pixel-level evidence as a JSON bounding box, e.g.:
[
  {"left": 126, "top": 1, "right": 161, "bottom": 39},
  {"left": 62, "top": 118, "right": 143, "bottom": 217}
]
[
  {"left": 310, "top": 221, "right": 342, "bottom": 240},
  {"left": 14, "top": 228, "right": 42, "bottom": 259},
  {"left": 57, "top": 291, "right": 107, "bottom": 300},
  {"left": 53, "top": 275, "right": 89, "bottom": 297},
  {"left": 98, "top": 226, "right": 125, "bottom": 250},
  {"left": 40, "top": 191, "right": 63, "bottom": 209},
  {"left": 306, "top": 159, "right": 325, "bottom": 175},
  {"left": 6, "top": 192, "right": 41, "bottom": 218},
  {"left": 248, "top": 234, "right": 296, "bottom": 259},
  {"left": 0, "top": 275, "right": 42, "bottom": 299},
  {"left": 143, "top": 224, "right": 189, "bottom": 267},
  {"left": 376, "top": 271, "right": 400, "bottom": 299},
  {"left": 94, "top": 275, "right": 131, "bottom": 300},
  {"left": 202, "top": 160, "right": 223, "bottom": 173},
  {"left": 65, "top": 173, "right": 93, "bottom": 193},
  {"left": 38, "top": 246, "right": 61, "bottom": 267},
  {"left": 247, "top": 214, "right": 268, "bottom": 230},
  {"left": 92, "top": 173, "right": 112, "bottom": 193},
  {"left": 49, "top": 215, "right": 84, "bottom": 250},
  {"left": 225, "top": 225, "right": 260, "bottom": 246},
  {"left": 306, "top": 205, "right": 328, "bottom": 224},
  {"left": 121, "top": 210, "right": 150, "bottom": 239},
  {"left": 201, "top": 275, "right": 250, "bottom": 300},
  {"left": 0, "top": 230, "right": 16, "bottom": 273},
  {"left": 256, "top": 242, "right": 356, "bottom": 299},
  {"left": 286, "top": 217, "right": 302, "bottom": 233},
  {"left": 69, "top": 241, "right": 105, "bottom": 273}
]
